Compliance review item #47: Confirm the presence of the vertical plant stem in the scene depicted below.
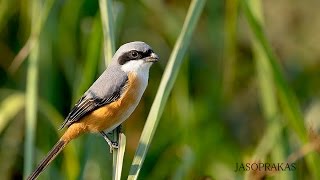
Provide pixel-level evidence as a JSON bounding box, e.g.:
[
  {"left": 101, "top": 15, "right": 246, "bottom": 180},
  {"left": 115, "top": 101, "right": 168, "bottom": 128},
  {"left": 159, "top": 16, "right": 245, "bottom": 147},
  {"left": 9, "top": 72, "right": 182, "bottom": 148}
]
[
  {"left": 112, "top": 132, "right": 126, "bottom": 180},
  {"left": 128, "top": 0, "right": 206, "bottom": 179},
  {"left": 247, "top": 0, "right": 289, "bottom": 179},
  {"left": 99, "top": 0, "right": 125, "bottom": 179},
  {"left": 23, "top": 1, "right": 40, "bottom": 178},
  {"left": 242, "top": 0, "right": 320, "bottom": 178},
  {"left": 242, "top": 0, "right": 307, "bottom": 140},
  {"left": 99, "top": 0, "right": 115, "bottom": 65},
  {"left": 223, "top": 0, "right": 238, "bottom": 98}
]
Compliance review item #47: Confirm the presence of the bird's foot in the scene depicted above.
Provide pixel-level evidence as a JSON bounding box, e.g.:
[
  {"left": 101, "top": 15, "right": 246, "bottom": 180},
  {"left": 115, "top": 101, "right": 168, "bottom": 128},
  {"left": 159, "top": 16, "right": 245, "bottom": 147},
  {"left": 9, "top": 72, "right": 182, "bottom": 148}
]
[
  {"left": 100, "top": 131, "right": 119, "bottom": 153},
  {"left": 108, "top": 141, "right": 119, "bottom": 153}
]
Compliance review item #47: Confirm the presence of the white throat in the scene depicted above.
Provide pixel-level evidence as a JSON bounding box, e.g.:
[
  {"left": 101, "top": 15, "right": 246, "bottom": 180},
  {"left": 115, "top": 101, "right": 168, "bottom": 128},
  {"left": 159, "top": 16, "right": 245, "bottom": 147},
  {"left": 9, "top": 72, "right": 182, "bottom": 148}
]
[
  {"left": 121, "top": 60, "right": 151, "bottom": 72},
  {"left": 121, "top": 59, "right": 151, "bottom": 91}
]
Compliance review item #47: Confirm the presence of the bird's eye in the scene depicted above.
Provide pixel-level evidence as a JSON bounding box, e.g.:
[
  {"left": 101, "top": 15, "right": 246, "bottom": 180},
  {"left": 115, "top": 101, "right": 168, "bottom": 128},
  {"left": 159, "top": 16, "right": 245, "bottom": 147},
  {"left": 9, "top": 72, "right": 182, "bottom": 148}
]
[{"left": 130, "top": 51, "right": 138, "bottom": 58}]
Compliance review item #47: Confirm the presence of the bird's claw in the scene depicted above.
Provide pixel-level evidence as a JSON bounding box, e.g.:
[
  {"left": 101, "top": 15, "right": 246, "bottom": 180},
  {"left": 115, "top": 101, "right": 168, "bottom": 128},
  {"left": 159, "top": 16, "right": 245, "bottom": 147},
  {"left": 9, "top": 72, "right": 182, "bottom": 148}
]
[
  {"left": 100, "top": 129, "right": 121, "bottom": 153},
  {"left": 108, "top": 141, "right": 119, "bottom": 153}
]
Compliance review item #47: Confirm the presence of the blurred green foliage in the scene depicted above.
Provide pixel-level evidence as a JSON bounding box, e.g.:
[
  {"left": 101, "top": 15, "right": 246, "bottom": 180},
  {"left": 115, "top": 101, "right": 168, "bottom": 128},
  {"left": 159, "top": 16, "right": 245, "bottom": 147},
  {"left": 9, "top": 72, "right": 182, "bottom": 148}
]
[{"left": 1, "top": 0, "right": 320, "bottom": 179}]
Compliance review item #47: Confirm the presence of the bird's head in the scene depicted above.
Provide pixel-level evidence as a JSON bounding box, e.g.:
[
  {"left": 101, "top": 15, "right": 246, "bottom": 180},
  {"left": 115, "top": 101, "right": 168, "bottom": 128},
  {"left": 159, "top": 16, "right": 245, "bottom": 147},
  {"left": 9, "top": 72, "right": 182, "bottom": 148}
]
[{"left": 112, "top": 41, "right": 159, "bottom": 73}]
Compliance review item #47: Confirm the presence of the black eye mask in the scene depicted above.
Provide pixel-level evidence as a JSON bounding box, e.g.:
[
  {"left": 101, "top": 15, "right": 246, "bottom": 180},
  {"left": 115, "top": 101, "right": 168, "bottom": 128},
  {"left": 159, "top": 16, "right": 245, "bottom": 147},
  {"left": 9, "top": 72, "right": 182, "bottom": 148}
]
[{"left": 118, "top": 49, "right": 154, "bottom": 65}]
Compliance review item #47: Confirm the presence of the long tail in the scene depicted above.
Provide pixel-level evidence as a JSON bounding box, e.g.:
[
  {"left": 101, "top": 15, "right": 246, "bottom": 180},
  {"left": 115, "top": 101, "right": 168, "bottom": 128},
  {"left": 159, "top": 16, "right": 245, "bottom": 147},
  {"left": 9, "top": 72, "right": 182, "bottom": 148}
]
[{"left": 27, "top": 140, "right": 68, "bottom": 180}]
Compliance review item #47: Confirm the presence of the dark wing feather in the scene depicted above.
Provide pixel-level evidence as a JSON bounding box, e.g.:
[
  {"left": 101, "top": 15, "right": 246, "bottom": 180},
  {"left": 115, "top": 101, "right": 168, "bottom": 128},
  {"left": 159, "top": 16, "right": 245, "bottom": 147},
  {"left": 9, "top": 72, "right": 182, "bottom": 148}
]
[{"left": 60, "top": 74, "right": 128, "bottom": 129}]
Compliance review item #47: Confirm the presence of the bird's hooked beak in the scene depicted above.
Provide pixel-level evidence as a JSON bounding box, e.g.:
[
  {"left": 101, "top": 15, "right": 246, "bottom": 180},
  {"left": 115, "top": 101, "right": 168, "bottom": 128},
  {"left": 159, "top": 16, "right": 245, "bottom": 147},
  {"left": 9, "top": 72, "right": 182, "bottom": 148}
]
[{"left": 146, "top": 52, "right": 159, "bottom": 62}]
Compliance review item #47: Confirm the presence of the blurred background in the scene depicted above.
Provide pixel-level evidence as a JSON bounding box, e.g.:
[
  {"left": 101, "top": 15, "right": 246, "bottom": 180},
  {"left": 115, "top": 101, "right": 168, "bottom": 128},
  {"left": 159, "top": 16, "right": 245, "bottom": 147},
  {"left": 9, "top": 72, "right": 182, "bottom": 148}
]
[{"left": 1, "top": 0, "right": 320, "bottom": 179}]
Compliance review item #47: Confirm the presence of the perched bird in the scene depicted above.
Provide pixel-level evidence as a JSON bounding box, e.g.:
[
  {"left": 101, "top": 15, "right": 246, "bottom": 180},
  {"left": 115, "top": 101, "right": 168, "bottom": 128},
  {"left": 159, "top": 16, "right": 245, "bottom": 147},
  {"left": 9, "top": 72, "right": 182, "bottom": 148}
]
[{"left": 27, "top": 41, "right": 159, "bottom": 180}]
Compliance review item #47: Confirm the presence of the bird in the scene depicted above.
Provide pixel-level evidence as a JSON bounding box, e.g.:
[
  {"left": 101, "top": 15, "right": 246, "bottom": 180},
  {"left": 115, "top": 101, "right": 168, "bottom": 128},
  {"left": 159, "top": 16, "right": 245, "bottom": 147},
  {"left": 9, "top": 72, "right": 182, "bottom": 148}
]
[{"left": 27, "top": 41, "right": 159, "bottom": 180}]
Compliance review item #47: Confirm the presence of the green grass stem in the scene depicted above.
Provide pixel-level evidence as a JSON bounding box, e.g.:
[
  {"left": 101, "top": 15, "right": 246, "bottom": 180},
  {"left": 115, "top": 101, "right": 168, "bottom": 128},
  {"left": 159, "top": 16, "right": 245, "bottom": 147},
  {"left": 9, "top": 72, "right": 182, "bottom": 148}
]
[
  {"left": 99, "top": 0, "right": 116, "bottom": 65},
  {"left": 99, "top": 0, "right": 125, "bottom": 179},
  {"left": 223, "top": 0, "right": 238, "bottom": 98},
  {"left": 242, "top": 0, "right": 307, "bottom": 140},
  {"left": 242, "top": 0, "right": 320, "bottom": 178},
  {"left": 23, "top": 0, "right": 54, "bottom": 177},
  {"left": 246, "top": 0, "right": 289, "bottom": 179},
  {"left": 128, "top": 0, "right": 206, "bottom": 179},
  {"left": 23, "top": 1, "right": 40, "bottom": 178}
]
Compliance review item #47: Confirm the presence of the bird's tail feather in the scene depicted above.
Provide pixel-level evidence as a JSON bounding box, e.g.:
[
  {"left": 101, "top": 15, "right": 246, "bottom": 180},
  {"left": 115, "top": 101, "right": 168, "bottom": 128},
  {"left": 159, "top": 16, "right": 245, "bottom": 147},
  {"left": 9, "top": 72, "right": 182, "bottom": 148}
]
[{"left": 27, "top": 140, "right": 67, "bottom": 180}]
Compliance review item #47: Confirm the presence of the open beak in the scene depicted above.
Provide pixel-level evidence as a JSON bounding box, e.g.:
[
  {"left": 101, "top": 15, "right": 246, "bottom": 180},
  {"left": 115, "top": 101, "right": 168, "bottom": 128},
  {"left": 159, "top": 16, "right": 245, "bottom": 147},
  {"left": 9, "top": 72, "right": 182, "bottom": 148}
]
[{"left": 146, "top": 52, "right": 159, "bottom": 62}]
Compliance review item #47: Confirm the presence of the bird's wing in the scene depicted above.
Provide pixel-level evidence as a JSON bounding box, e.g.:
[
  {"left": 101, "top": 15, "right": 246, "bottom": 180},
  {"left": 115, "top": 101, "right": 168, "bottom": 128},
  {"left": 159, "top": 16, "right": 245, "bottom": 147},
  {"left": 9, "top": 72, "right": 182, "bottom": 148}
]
[{"left": 60, "top": 69, "right": 128, "bottom": 129}]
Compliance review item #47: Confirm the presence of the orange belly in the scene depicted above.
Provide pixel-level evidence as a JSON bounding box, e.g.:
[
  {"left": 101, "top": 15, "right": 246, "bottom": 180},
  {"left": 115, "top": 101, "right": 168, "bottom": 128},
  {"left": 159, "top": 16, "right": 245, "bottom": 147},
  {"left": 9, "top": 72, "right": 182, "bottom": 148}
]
[{"left": 61, "top": 72, "right": 144, "bottom": 142}]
